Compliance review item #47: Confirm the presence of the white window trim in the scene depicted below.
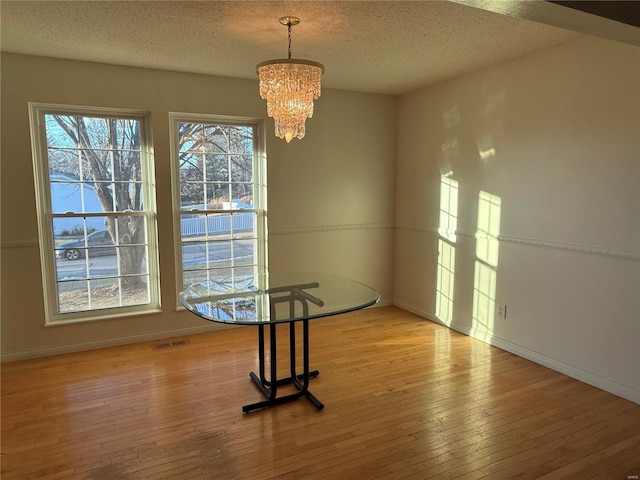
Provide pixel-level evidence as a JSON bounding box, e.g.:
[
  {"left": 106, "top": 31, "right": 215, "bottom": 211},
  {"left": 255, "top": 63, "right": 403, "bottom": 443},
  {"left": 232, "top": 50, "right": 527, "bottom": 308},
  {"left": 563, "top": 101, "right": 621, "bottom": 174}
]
[
  {"left": 168, "top": 112, "right": 268, "bottom": 309},
  {"left": 29, "top": 103, "right": 161, "bottom": 325}
]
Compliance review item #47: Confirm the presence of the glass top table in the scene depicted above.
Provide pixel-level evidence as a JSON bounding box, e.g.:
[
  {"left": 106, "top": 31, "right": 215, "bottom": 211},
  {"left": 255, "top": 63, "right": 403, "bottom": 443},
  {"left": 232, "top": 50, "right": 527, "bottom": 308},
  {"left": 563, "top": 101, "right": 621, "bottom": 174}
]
[{"left": 180, "top": 272, "right": 380, "bottom": 412}]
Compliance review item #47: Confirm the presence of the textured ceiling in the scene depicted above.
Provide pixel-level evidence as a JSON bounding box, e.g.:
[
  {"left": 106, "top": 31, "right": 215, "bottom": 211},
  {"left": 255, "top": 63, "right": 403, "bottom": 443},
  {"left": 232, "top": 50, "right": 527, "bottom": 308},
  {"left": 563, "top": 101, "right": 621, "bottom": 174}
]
[{"left": 1, "top": 1, "right": 635, "bottom": 95}]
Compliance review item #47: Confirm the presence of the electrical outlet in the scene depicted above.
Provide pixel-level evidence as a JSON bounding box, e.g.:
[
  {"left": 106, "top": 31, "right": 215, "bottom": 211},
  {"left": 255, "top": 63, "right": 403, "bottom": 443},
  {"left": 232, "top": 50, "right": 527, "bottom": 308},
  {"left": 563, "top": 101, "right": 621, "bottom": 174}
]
[{"left": 497, "top": 304, "right": 507, "bottom": 320}]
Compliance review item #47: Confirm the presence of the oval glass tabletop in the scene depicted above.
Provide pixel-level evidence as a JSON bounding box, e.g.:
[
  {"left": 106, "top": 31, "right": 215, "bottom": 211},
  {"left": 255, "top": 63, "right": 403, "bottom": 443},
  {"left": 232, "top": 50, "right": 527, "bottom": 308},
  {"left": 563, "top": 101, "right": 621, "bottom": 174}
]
[{"left": 180, "top": 271, "right": 380, "bottom": 325}]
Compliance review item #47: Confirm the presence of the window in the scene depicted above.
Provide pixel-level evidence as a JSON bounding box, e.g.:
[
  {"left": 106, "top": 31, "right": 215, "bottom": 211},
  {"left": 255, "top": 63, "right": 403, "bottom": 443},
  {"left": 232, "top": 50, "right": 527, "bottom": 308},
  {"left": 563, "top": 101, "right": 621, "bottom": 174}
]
[
  {"left": 29, "top": 104, "right": 160, "bottom": 324},
  {"left": 169, "top": 114, "right": 267, "bottom": 295}
]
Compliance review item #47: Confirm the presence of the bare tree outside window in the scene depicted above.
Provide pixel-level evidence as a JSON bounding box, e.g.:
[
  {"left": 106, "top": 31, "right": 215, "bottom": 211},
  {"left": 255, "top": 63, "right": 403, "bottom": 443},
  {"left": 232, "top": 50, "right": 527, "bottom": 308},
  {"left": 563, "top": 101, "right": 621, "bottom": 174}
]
[
  {"left": 170, "top": 116, "right": 266, "bottom": 291},
  {"left": 49, "top": 115, "right": 146, "bottom": 284},
  {"left": 30, "top": 104, "right": 159, "bottom": 321}
]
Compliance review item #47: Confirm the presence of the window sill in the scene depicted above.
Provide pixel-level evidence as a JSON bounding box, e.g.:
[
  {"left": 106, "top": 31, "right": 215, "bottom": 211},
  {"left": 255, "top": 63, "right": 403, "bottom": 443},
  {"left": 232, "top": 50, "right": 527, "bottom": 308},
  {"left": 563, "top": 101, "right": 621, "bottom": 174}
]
[{"left": 44, "top": 307, "right": 163, "bottom": 327}]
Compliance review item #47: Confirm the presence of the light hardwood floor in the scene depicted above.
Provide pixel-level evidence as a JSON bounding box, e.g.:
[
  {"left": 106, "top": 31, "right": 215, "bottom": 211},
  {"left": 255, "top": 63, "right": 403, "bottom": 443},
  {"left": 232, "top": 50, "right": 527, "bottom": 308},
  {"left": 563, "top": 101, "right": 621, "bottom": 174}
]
[{"left": 2, "top": 306, "right": 639, "bottom": 479}]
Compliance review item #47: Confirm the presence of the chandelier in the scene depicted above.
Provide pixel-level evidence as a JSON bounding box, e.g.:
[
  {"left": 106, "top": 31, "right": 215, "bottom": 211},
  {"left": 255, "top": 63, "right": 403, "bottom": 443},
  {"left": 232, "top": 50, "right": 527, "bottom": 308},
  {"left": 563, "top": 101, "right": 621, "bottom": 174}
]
[{"left": 256, "top": 16, "right": 324, "bottom": 143}]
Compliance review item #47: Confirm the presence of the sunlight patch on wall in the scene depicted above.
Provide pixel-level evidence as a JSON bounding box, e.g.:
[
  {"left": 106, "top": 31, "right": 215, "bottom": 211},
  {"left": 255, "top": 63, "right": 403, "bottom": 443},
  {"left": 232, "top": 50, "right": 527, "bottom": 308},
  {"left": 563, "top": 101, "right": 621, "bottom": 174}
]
[
  {"left": 472, "top": 190, "right": 502, "bottom": 333},
  {"left": 473, "top": 261, "right": 497, "bottom": 332},
  {"left": 476, "top": 191, "right": 501, "bottom": 267},
  {"left": 436, "top": 239, "right": 456, "bottom": 326},
  {"left": 438, "top": 176, "right": 459, "bottom": 242},
  {"left": 442, "top": 104, "right": 461, "bottom": 130},
  {"left": 436, "top": 175, "right": 459, "bottom": 326},
  {"left": 441, "top": 103, "right": 461, "bottom": 176},
  {"left": 477, "top": 135, "right": 496, "bottom": 161}
]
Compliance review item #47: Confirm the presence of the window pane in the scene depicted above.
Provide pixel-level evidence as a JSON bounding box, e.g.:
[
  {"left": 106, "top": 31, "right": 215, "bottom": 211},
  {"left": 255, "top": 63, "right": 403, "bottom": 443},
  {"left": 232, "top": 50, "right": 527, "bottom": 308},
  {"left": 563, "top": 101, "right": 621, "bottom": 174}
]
[
  {"left": 83, "top": 117, "right": 109, "bottom": 147},
  {"left": 232, "top": 239, "right": 256, "bottom": 265},
  {"left": 51, "top": 182, "right": 83, "bottom": 213},
  {"left": 203, "top": 124, "right": 228, "bottom": 152},
  {"left": 205, "top": 213, "right": 231, "bottom": 237},
  {"left": 121, "top": 151, "right": 142, "bottom": 181},
  {"left": 231, "top": 212, "right": 255, "bottom": 236},
  {"left": 209, "top": 240, "right": 232, "bottom": 264},
  {"left": 115, "top": 119, "right": 141, "bottom": 149},
  {"left": 87, "top": 279, "right": 118, "bottom": 309},
  {"left": 181, "top": 182, "right": 204, "bottom": 209},
  {"left": 232, "top": 266, "right": 258, "bottom": 280},
  {"left": 48, "top": 148, "right": 79, "bottom": 174},
  {"left": 121, "top": 277, "right": 150, "bottom": 306},
  {"left": 207, "top": 267, "right": 234, "bottom": 279},
  {"left": 228, "top": 126, "right": 253, "bottom": 154},
  {"left": 55, "top": 256, "right": 88, "bottom": 280},
  {"left": 231, "top": 184, "right": 253, "bottom": 207},
  {"left": 92, "top": 181, "right": 115, "bottom": 210},
  {"left": 53, "top": 217, "right": 101, "bottom": 239},
  {"left": 179, "top": 152, "right": 203, "bottom": 177},
  {"left": 230, "top": 155, "right": 252, "bottom": 182},
  {"left": 119, "top": 245, "right": 148, "bottom": 269},
  {"left": 182, "top": 240, "right": 232, "bottom": 269},
  {"left": 213, "top": 184, "right": 230, "bottom": 206},
  {"left": 182, "top": 241, "right": 207, "bottom": 271},
  {"left": 88, "top": 254, "right": 117, "bottom": 279},
  {"left": 183, "top": 269, "right": 212, "bottom": 286},
  {"left": 57, "top": 280, "right": 89, "bottom": 312},
  {"left": 79, "top": 149, "right": 111, "bottom": 182},
  {"left": 205, "top": 154, "right": 228, "bottom": 182},
  {"left": 46, "top": 115, "right": 77, "bottom": 148}
]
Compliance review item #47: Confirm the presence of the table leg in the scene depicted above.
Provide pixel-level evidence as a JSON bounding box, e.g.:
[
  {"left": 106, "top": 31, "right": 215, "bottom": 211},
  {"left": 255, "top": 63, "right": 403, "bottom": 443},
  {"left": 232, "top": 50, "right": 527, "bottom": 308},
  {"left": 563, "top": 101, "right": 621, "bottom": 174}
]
[{"left": 243, "top": 319, "right": 323, "bottom": 413}]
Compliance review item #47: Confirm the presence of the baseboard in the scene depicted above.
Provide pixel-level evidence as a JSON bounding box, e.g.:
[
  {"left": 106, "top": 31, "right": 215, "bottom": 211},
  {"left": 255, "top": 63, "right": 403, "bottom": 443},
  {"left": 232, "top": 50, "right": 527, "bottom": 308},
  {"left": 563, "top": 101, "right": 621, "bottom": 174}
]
[
  {"left": 392, "top": 299, "right": 640, "bottom": 405},
  {"left": 0, "top": 324, "right": 228, "bottom": 363},
  {"left": 1, "top": 300, "right": 391, "bottom": 363}
]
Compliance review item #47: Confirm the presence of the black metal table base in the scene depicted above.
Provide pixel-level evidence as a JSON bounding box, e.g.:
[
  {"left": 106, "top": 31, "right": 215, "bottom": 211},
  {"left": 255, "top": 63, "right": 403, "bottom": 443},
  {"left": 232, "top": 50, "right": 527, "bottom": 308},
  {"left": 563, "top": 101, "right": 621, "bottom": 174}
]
[
  {"left": 243, "top": 369, "right": 323, "bottom": 413},
  {"left": 242, "top": 320, "right": 324, "bottom": 413},
  {"left": 242, "top": 287, "right": 325, "bottom": 413}
]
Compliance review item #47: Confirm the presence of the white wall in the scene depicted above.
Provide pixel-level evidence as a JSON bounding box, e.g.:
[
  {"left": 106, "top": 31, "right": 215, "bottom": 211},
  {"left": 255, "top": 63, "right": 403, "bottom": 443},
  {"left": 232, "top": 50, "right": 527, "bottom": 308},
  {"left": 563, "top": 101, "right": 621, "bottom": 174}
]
[
  {"left": 394, "top": 36, "right": 640, "bottom": 403},
  {"left": 0, "top": 53, "right": 396, "bottom": 360}
]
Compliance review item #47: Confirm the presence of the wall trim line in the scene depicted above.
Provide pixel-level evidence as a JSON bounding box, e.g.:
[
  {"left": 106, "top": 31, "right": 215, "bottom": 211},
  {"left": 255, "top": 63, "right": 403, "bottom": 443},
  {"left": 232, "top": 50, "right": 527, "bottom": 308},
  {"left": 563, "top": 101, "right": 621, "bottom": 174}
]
[
  {"left": 1, "top": 239, "right": 39, "bottom": 249},
  {"left": 270, "top": 222, "right": 395, "bottom": 235},
  {"left": 12, "top": 225, "right": 636, "bottom": 260},
  {"left": 394, "top": 225, "right": 640, "bottom": 261},
  {"left": 2, "top": 221, "right": 396, "bottom": 248}
]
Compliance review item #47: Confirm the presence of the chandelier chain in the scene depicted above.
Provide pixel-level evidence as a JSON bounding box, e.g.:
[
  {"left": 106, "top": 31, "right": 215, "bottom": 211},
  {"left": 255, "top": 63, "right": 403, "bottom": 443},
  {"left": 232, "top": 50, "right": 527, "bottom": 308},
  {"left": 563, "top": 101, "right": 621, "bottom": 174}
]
[{"left": 287, "top": 23, "right": 292, "bottom": 59}]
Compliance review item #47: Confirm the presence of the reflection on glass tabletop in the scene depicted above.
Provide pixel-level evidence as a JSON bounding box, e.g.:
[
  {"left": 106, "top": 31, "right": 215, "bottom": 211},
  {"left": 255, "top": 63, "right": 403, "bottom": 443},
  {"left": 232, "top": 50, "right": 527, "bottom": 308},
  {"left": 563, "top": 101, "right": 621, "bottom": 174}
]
[{"left": 180, "top": 272, "right": 380, "bottom": 325}]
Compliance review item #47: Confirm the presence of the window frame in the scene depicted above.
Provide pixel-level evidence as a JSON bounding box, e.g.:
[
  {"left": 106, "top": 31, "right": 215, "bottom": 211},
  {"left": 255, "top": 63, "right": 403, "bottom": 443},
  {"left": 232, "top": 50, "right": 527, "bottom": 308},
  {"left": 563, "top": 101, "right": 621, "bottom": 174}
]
[
  {"left": 168, "top": 113, "right": 267, "bottom": 307},
  {"left": 29, "top": 103, "right": 161, "bottom": 325}
]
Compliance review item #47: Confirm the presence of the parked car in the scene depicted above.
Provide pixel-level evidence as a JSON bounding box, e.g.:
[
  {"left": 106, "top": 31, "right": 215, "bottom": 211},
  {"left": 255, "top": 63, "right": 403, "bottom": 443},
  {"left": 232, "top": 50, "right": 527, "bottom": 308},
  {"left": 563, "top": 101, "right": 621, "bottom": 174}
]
[{"left": 56, "top": 230, "right": 115, "bottom": 260}]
